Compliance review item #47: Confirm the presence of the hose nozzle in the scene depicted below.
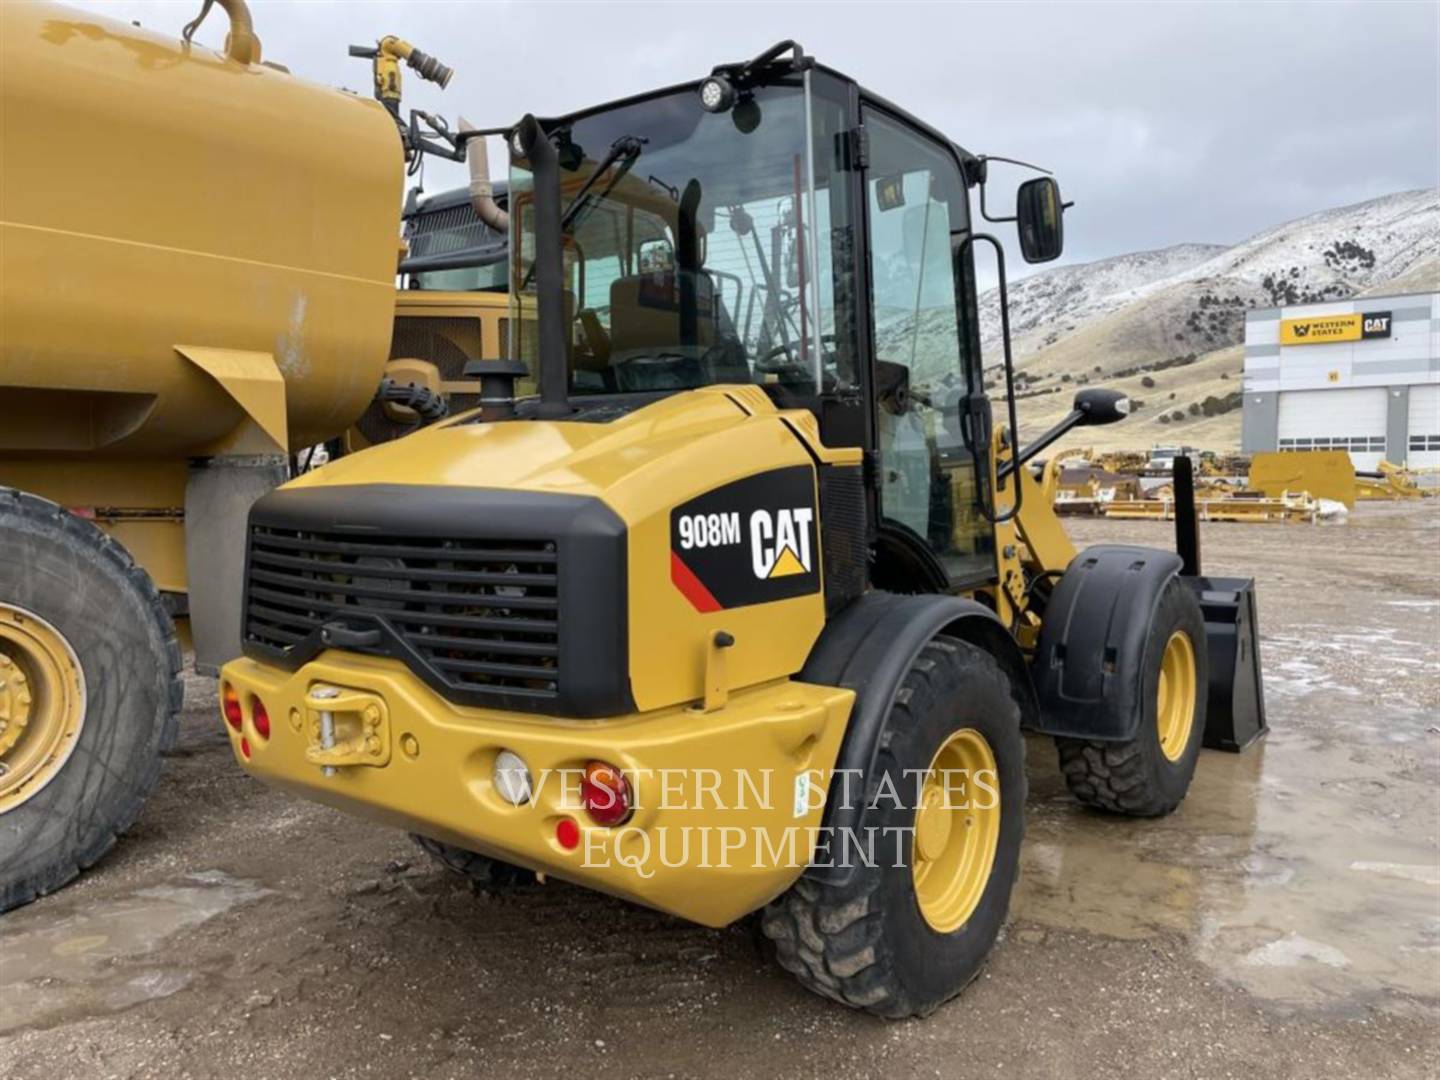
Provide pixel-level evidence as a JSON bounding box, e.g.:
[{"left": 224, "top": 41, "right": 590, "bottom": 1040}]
[
  {"left": 353, "top": 36, "right": 454, "bottom": 108},
  {"left": 406, "top": 47, "right": 453, "bottom": 89}
]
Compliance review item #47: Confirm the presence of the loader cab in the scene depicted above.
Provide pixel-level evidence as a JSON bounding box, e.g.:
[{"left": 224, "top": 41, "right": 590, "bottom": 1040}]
[{"left": 506, "top": 50, "right": 1063, "bottom": 592}]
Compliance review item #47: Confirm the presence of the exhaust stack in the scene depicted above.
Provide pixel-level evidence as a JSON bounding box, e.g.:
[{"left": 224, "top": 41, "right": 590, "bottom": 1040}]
[
  {"left": 460, "top": 118, "right": 510, "bottom": 232},
  {"left": 514, "top": 114, "right": 571, "bottom": 418}
]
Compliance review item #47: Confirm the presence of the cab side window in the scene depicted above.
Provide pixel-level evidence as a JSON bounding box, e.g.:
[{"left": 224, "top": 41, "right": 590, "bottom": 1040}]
[{"left": 862, "top": 109, "right": 993, "bottom": 583}]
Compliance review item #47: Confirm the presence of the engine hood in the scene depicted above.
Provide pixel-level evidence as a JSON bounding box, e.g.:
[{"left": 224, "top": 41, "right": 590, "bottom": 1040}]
[
  {"left": 295, "top": 387, "right": 770, "bottom": 500},
  {"left": 264, "top": 384, "right": 858, "bottom": 715}
]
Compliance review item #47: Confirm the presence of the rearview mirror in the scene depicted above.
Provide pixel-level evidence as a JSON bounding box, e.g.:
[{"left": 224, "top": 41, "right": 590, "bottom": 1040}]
[
  {"left": 1073, "top": 388, "right": 1130, "bottom": 425},
  {"left": 1016, "top": 177, "right": 1064, "bottom": 263}
]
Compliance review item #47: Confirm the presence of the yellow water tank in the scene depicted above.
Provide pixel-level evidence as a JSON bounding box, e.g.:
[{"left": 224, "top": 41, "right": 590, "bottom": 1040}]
[{"left": 0, "top": 1, "right": 405, "bottom": 455}]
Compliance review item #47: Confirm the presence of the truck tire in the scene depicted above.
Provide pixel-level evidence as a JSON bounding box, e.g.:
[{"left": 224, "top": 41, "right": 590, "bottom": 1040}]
[
  {"left": 1055, "top": 576, "right": 1208, "bottom": 817},
  {"left": 761, "top": 636, "right": 1026, "bottom": 1018},
  {"left": 410, "top": 834, "right": 536, "bottom": 887},
  {"left": 0, "top": 487, "right": 182, "bottom": 912}
]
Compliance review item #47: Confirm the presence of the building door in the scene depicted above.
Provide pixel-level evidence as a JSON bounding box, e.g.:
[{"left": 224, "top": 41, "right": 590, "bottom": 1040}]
[
  {"left": 1407, "top": 384, "right": 1440, "bottom": 469},
  {"left": 1277, "top": 387, "right": 1388, "bottom": 470}
]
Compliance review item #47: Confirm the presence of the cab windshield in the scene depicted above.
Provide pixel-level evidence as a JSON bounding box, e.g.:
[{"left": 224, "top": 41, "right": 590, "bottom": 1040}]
[{"left": 509, "top": 80, "right": 851, "bottom": 398}]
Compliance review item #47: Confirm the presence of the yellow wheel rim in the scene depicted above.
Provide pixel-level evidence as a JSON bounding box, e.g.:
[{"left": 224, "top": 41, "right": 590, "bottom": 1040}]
[
  {"left": 0, "top": 604, "right": 86, "bottom": 813},
  {"left": 1156, "top": 630, "right": 1197, "bottom": 763},
  {"left": 911, "top": 728, "right": 1001, "bottom": 933}
]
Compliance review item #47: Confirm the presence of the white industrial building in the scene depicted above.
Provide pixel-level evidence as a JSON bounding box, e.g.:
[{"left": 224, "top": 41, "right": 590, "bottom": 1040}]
[{"left": 1242, "top": 291, "right": 1439, "bottom": 471}]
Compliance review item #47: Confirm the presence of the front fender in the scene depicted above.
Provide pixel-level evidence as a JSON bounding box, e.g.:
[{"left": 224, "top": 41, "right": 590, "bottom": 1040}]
[{"left": 1030, "top": 544, "right": 1182, "bottom": 741}]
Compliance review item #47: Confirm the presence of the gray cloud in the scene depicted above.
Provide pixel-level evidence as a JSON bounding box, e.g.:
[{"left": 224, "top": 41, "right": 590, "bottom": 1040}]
[{"left": 64, "top": 0, "right": 1440, "bottom": 280}]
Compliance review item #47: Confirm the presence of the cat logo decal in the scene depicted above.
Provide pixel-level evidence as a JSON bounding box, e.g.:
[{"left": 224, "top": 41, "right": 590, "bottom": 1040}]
[{"left": 670, "top": 467, "right": 820, "bottom": 612}]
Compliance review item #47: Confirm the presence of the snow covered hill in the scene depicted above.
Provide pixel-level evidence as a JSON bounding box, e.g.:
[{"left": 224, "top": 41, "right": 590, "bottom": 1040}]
[
  {"left": 974, "top": 188, "right": 1439, "bottom": 449},
  {"left": 982, "top": 188, "right": 1438, "bottom": 362},
  {"left": 979, "top": 242, "right": 1227, "bottom": 350}
]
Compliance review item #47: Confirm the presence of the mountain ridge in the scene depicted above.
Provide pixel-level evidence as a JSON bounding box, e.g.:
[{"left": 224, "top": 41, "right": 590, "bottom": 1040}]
[{"left": 976, "top": 188, "right": 1439, "bottom": 449}]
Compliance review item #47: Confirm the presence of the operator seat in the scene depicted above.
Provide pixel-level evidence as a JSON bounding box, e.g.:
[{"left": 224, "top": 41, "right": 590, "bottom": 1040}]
[
  {"left": 606, "top": 270, "right": 750, "bottom": 387},
  {"left": 607, "top": 270, "right": 719, "bottom": 353}
]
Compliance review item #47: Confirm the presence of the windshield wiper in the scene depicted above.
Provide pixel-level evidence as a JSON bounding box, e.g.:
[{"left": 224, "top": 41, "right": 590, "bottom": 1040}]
[
  {"left": 522, "top": 134, "right": 646, "bottom": 291},
  {"left": 560, "top": 134, "right": 646, "bottom": 232}
]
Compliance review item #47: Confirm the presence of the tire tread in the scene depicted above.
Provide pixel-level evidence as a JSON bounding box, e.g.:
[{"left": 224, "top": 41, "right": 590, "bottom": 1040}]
[
  {"left": 761, "top": 638, "right": 1025, "bottom": 1018},
  {"left": 0, "top": 487, "right": 182, "bottom": 912},
  {"left": 410, "top": 833, "right": 536, "bottom": 887}
]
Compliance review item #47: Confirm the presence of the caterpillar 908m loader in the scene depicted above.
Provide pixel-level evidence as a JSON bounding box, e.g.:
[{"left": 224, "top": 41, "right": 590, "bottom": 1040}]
[
  {"left": 219, "top": 42, "right": 1266, "bottom": 1017},
  {"left": 0, "top": 0, "right": 499, "bottom": 911}
]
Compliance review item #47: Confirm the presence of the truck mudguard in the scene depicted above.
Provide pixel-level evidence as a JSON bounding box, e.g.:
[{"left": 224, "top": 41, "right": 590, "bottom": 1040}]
[{"left": 1030, "top": 544, "right": 1183, "bottom": 741}]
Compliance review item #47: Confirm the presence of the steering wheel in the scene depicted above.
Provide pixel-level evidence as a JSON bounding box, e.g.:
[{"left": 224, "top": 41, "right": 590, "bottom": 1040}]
[
  {"left": 754, "top": 335, "right": 844, "bottom": 395},
  {"left": 609, "top": 351, "right": 704, "bottom": 392},
  {"left": 756, "top": 333, "right": 841, "bottom": 370}
]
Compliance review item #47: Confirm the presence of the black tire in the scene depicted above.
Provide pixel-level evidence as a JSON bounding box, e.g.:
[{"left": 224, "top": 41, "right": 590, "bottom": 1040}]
[
  {"left": 761, "top": 636, "right": 1026, "bottom": 1018},
  {"left": 0, "top": 487, "right": 182, "bottom": 912},
  {"left": 410, "top": 833, "right": 536, "bottom": 887},
  {"left": 1056, "top": 576, "right": 1208, "bottom": 817}
]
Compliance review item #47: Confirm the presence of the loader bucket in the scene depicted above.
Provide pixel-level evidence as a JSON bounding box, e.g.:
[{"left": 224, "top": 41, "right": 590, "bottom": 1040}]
[{"left": 1182, "top": 576, "right": 1268, "bottom": 752}]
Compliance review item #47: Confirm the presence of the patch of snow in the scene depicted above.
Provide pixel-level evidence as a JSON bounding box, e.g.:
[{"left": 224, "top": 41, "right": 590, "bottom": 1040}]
[{"left": 1243, "top": 933, "right": 1350, "bottom": 969}]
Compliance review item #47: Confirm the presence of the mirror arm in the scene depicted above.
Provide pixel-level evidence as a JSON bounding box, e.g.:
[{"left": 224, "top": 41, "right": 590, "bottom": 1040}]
[
  {"left": 998, "top": 408, "right": 1085, "bottom": 482},
  {"left": 978, "top": 179, "right": 1015, "bottom": 225},
  {"left": 976, "top": 153, "right": 1054, "bottom": 223}
]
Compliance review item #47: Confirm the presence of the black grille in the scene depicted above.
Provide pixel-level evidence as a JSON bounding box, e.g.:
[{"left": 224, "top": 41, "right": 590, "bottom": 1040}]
[
  {"left": 404, "top": 203, "right": 503, "bottom": 260},
  {"left": 819, "top": 465, "right": 868, "bottom": 616},
  {"left": 389, "top": 315, "right": 483, "bottom": 376},
  {"left": 245, "top": 526, "right": 561, "bottom": 702},
  {"left": 243, "top": 484, "right": 631, "bottom": 717}
]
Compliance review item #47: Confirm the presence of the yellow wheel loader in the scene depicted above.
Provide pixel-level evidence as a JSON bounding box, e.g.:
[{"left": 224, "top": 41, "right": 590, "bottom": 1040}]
[
  {"left": 0, "top": 0, "right": 493, "bottom": 911},
  {"left": 219, "top": 42, "right": 1267, "bottom": 1017}
]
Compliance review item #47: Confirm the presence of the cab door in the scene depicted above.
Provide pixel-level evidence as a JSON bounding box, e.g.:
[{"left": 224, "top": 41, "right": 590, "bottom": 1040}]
[{"left": 860, "top": 107, "right": 994, "bottom": 587}]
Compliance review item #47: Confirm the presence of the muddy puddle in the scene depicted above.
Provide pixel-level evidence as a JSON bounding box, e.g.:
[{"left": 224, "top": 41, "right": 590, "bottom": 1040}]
[
  {"left": 0, "top": 870, "right": 270, "bottom": 1033},
  {"left": 1015, "top": 613, "right": 1440, "bottom": 1017}
]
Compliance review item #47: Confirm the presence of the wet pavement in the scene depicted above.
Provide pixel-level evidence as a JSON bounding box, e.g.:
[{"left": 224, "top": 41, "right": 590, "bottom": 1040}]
[{"left": 0, "top": 501, "right": 1436, "bottom": 1078}]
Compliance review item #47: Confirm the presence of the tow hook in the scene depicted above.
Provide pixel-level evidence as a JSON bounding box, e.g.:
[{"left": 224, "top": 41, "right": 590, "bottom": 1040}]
[{"left": 304, "top": 684, "right": 390, "bottom": 773}]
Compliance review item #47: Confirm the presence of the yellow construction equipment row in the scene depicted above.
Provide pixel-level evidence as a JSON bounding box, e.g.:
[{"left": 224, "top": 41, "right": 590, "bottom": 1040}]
[
  {"left": 1101, "top": 493, "right": 1320, "bottom": 524},
  {"left": 1050, "top": 449, "right": 1434, "bottom": 523}
]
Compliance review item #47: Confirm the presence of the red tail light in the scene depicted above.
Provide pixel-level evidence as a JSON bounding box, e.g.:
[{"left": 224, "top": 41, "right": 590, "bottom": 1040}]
[
  {"left": 555, "top": 817, "right": 580, "bottom": 850},
  {"left": 222, "top": 683, "right": 242, "bottom": 731},
  {"left": 580, "top": 760, "right": 632, "bottom": 826},
  {"left": 250, "top": 696, "right": 271, "bottom": 740},
  {"left": 239, "top": 737, "right": 252, "bottom": 760}
]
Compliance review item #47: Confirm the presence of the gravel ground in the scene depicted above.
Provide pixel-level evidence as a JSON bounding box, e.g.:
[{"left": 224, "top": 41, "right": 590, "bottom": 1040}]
[{"left": 1, "top": 500, "right": 1437, "bottom": 1079}]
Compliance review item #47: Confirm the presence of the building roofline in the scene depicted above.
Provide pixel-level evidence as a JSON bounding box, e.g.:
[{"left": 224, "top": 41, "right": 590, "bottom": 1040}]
[{"left": 1246, "top": 289, "right": 1437, "bottom": 318}]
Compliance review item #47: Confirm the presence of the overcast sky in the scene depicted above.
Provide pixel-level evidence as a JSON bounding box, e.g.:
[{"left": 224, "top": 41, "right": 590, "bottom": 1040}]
[{"left": 67, "top": 0, "right": 1440, "bottom": 278}]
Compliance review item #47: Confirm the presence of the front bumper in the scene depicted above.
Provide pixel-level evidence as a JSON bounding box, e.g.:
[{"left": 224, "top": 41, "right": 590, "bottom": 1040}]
[{"left": 220, "top": 651, "right": 853, "bottom": 927}]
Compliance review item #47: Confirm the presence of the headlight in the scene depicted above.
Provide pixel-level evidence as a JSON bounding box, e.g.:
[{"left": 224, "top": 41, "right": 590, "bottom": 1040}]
[
  {"left": 493, "top": 749, "right": 533, "bottom": 805},
  {"left": 698, "top": 76, "right": 735, "bottom": 113}
]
